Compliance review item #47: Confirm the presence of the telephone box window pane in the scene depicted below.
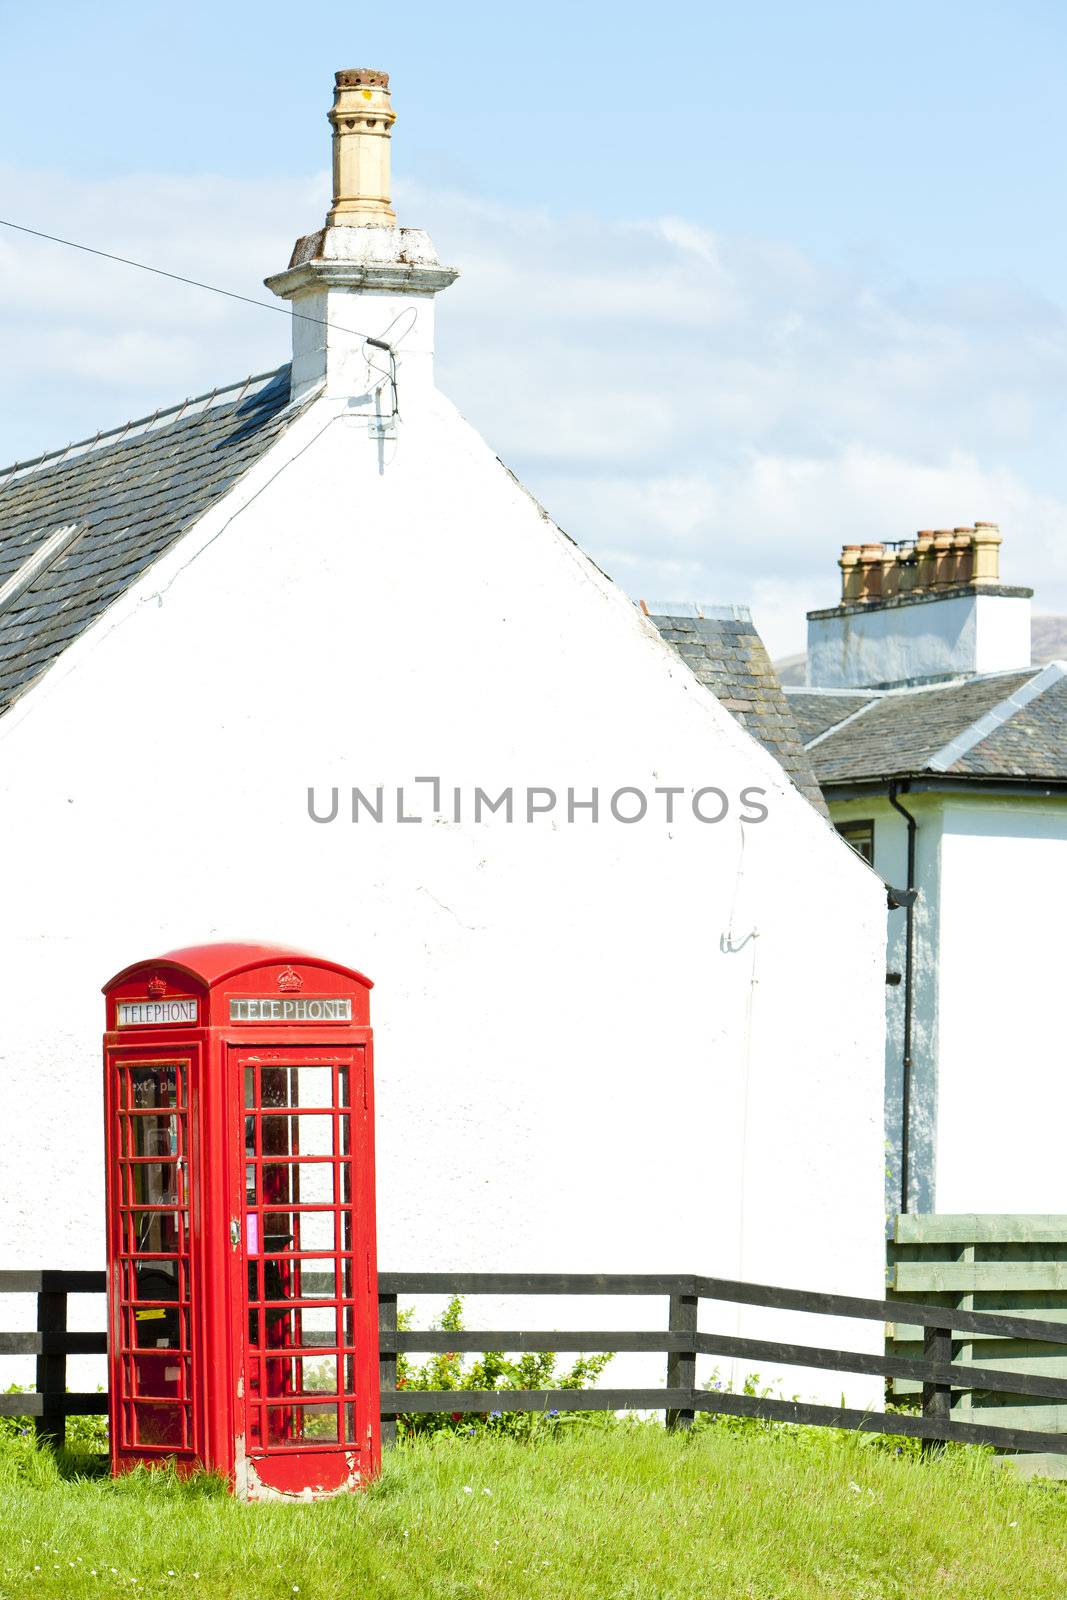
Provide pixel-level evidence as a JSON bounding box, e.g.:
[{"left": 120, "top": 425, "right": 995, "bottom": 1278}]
[
  {"left": 344, "top": 1403, "right": 357, "bottom": 1443},
  {"left": 262, "top": 1163, "right": 333, "bottom": 1206},
  {"left": 261, "top": 1066, "right": 334, "bottom": 1109},
  {"left": 260, "top": 1211, "right": 335, "bottom": 1255},
  {"left": 277, "top": 1306, "right": 337, "bottom": 1349},
  {"left": 128, "top": 1066, "right": 179, "bottom": 1110},
  {"left": 133, "top": 1354, "right": 186, "bottom": 1398},
  {"left": 129, "top": 1211, "right": 182, "bottom": 1255},
  {"left": 295, "top": 1356, "right": 339, "bottom": 1396},
  {"left": 246, "top": 1164, "right": 257, "bottom": 1206},
  {"left": 134, "top": 1401, "right": 184, "bottom": 1448},
  {"left": 130, "top": 1116, "right": 179, "bottom": 1158},
  {"left": 133, "top": 1305, "right": 182, "bottom": 1350},
  {"left": 244, "top": 1067, "right": 255, "bottom": 1107},
  {"left": 267, "top": 1404, "right": 338, "bottom": 1446},
  {"left": 260, "top": 1114, "right": 333, "bottom": 1159},
  {"left": 263, "top": 1258, "right": 338, "bottom": 1303},
  {"left": 130, "top": 1163, "right": 180, "bottom": 1207},
  {"left": 247, "top": 1261, "right": 261, "bottom": 1306},
  {"left": 133, "top": 1260, "right": 179, "bottom": 1301}
]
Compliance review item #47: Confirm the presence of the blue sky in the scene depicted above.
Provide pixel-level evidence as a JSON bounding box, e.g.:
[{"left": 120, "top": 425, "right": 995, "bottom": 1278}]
[{"left": 2, "top": 0, "right": 1066, "bottom": 653}]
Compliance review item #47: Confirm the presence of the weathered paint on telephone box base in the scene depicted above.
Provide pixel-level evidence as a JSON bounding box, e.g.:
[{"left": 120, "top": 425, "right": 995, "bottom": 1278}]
[{"left": 102, "top": 942, "right": 379, "bottom": 1500}]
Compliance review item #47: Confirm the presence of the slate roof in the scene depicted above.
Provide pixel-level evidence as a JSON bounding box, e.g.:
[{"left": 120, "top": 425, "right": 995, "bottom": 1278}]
[
  {"left": 786, "top": 665, "right": 1067, "bottom": 786},
  {"left": 648, "top": 607, "right": 829, "bottom": 815},
  {"left": 0, "top": 366, "right": 302, "bottom": 718}
]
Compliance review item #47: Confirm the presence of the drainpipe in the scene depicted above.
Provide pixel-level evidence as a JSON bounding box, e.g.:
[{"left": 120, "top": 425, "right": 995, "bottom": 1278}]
[{"left": 887, "top": 784, "right": 918, "bottom": 1215}]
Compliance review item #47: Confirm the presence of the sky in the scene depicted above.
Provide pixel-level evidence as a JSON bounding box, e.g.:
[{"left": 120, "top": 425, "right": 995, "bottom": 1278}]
[{"left": 2, "top": 0, "right": 1066, "bottom": 655}]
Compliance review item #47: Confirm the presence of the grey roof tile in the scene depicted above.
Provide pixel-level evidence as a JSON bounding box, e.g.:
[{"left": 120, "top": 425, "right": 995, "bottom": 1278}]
[
  {"left": 0, "top": 367, "right": 306, "bottom": 718},
  {"left": 649, "top": 610, "right": 829, "bottom": 815},
  {"left": 785, "top": 669, "right": 1067, "bottom": 786}
]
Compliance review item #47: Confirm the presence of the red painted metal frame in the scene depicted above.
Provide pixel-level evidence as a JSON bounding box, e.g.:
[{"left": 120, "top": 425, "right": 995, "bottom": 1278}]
[{"left": 102, "top": 943, "right": 379, "bottom": 1499}]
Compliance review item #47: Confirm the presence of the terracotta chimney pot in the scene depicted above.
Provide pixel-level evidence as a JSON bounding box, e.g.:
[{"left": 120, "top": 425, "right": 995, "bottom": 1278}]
[
  {"left": 838, "top": 545, "right": 863, "bottom": 604},
  {"left": 913, "top": 532, "right": 935, "bottom": 592},
  {"left": 860, "top": 542, "right": 884, "bottom": 603}
]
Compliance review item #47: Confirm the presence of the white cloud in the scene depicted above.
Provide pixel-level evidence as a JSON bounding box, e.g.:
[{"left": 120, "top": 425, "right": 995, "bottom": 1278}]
[{"left": 2, "top": 164, "right": 1066, "bottom": 654}]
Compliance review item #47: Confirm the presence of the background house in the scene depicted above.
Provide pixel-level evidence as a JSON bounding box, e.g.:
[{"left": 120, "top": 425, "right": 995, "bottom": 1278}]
[
  {"left": 0, "top": 71, "right": 886, "bottom": 1401},
  {"left": 787, "top": 528, "right": 1067, "bottom": 1217}
]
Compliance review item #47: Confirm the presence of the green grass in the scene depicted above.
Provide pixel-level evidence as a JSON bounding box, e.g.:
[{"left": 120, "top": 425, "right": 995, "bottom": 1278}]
[{"left": 1, "top": 1424, "right": 1066, "bottom": 1599}]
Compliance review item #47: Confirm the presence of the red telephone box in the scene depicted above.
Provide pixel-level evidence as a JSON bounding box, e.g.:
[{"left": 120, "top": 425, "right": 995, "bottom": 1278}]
[{"left": 102, "top": 943, "right": 380, "bottom": 1500}]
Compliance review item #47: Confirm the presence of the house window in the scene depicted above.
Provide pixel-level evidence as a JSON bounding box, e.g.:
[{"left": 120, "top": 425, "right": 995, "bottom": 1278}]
[{"left": 836, "top": 820, "right": 875, "bottom": 864}]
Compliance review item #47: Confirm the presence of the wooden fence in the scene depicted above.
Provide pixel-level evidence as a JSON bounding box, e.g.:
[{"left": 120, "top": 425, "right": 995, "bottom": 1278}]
[
  {"left": 888, "top": 1213, "right": 1067, "bottom": 1474},
  {"left": 5, "top": 1268, "right": 1067, "bottom": 1455}
]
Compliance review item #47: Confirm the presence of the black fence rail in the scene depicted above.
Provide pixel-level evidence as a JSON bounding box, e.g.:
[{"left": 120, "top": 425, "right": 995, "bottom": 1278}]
[{"left": 6, "top": 1269, "right": 1067, "bottom": 1454}]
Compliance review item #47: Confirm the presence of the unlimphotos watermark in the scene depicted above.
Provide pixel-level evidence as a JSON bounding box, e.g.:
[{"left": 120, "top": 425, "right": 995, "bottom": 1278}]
[{"left": 307, "top": 777, "right": 770, "bottom": 825}]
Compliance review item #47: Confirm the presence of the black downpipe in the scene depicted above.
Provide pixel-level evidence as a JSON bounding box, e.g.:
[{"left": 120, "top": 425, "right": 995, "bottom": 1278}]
[{"left": 887, "top": 784, "right": 917, "bottom": 1215}]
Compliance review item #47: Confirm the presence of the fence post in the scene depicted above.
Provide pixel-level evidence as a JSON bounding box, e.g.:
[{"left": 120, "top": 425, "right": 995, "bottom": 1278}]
[
  {"left": 34, "top": 1282, "right": 67, "bottom": 1448},
  {"left": 379, "top": 1291, "right": 398, "bottom": 1449},
  {"left": 921, "top": 1322, "right": 952, "bottom": 1454},
  {"left": 665, "top": 1292, "right": 698, "bottom": 1431}
]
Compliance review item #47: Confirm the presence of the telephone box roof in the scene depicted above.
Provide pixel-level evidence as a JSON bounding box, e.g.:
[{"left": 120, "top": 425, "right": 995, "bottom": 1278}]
[{"left": 102, "top": 941, "right": 373, "bottom": 992}]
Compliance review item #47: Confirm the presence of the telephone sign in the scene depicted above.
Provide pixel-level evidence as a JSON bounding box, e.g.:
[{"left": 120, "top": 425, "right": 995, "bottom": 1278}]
[{"left": 102, "top": 942, "right": 379, "bottom": 1500}]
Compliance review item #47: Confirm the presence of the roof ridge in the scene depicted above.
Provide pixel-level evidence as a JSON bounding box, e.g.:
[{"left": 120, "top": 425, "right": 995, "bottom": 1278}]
[
  {"left": 0, "top": 365, "right": 288, "bottom": 485},
  {"left": 926, "top": 663, "right": 1064, "bottom": 774}
]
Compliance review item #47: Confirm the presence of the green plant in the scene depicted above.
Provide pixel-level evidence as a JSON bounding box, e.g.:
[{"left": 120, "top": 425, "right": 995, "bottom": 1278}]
[{"left": 393, "top": 1296, "right": 613, "bottom": 1441}]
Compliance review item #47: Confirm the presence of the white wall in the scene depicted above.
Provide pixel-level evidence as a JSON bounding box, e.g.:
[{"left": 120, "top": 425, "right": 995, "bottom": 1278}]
[
  {"left": 0, "top": 383, "right": 886, "bottom": 1404},
  {"left": 936, "top": 797, "right": 1067, "bottom": 1211}
]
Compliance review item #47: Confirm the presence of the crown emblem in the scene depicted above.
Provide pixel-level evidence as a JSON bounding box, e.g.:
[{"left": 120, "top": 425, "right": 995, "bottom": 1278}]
[
  {"left": 277, "top": 966, "right": 303, "bottom": 993},
  {"left": 146, "top": 975, "right": 167, "bottom": 998}
]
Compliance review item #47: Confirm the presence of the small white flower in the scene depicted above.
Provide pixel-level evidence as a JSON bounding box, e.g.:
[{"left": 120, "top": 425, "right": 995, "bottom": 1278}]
[
  {"left": 482, "top": 1488, "right": 492, "bottom": 1496},
  {"left": 849, "top": 1482, "right": 861, "bottom": 1494},
  {"left": 462, "top": 1485, "right": 473, "bottom": 1495},
  {"left": 1009, "top": 1521, "right": 1019, "bottom": 1528}
]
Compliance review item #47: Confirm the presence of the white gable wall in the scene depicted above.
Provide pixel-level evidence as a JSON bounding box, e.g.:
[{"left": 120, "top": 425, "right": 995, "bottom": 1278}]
[
  {"left": 0, "top": 386, "right": 886, "bottom": 1401},
  {"left": 935, "top": 796, "right": 1067, "bottom": 1212}
]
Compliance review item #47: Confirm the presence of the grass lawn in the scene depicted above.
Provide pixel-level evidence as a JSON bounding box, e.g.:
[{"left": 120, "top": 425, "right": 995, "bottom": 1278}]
[{"left": 1, "top": 1423, "right": 1066, "bottom": 1599}]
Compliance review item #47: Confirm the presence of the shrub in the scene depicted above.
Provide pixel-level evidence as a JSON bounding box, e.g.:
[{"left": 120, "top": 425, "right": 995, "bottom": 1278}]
[{"left": 393, "top": 1296, "right": 613, "bottom": 1441}]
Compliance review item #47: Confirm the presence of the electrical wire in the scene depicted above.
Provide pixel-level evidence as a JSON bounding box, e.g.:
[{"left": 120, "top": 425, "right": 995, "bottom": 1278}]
[{"left": 0, "top": 214, "right": 401, "bottom": 412}]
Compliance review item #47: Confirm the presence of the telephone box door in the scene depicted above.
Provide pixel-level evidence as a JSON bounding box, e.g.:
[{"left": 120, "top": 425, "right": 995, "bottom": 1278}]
[
  {"left": 105, "top": 1048, "right": 201, "bottom": 1465},
  {"left": 234, "top": 1043, "right": 377, "bottom": 1496}
]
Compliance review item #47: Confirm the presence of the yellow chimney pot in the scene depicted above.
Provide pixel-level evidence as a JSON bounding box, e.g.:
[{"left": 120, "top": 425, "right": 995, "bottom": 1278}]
[
  {"left": 327, "top": 68, "right": 397, "bottom": 226},
  {"left": 972, "top": 521, "right": 1002, "bottom": 586}
]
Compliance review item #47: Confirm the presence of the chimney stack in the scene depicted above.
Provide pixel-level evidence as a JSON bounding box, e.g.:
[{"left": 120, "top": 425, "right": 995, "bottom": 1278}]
[
  {"left": 807, "top": 523, "right": 1033, "bottom": 688},
  {"left": 265, "top": 70, "right": 458, "bottom": 403}
]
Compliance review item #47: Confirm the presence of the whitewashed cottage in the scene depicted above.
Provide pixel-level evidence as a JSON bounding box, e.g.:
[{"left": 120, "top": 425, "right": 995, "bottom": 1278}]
[
  {"left": 0, "top": 71, "right": 886, "bottom": 1400},
  {"left": 790, "top": 530, "right": 1067, "bottom": 1218}
]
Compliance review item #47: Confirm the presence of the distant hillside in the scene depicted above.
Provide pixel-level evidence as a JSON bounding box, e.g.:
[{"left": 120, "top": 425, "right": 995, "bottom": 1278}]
[
  {"left": 774, "top": 652, "right": 807, "bottom": 686},
  {"left": 774, "top": 615, "right": 1067, "bottom": 686}
]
